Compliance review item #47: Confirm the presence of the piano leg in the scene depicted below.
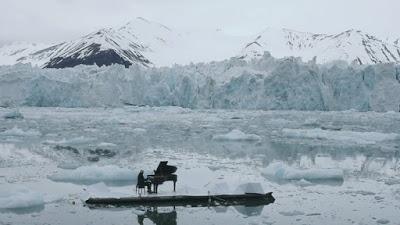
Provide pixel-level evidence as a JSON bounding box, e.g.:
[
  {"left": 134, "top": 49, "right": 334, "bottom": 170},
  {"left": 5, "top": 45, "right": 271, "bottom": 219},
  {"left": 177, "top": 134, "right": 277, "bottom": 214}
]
[{"left": 173, "top": 181, "right": 176, "bottom": 192}]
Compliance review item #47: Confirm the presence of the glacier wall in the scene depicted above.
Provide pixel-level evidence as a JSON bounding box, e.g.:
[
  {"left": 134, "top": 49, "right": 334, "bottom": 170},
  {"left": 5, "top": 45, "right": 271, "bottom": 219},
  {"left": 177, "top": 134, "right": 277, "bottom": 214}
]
[{"left": 0, "top": 53, "right": 399, "bottom": 111}]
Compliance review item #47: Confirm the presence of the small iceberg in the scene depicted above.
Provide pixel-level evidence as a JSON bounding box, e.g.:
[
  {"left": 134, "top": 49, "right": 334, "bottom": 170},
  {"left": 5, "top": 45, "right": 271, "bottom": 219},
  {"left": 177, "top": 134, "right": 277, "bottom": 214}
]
[
  {"left": 48, "top": 165, "right": 136, "bottom": 185},
  {"left": 1, "top": 126, "right": 41, "bottom": 137},
  {"left": 262, "top": 162, "right": 343, "bottom": 181},
  {"left": 282, "top": 128, "right": 399, "bottom": 145},
  {"left": 0, "top": 186, "right": 44, "bottom": 209},
  {"left": 3, "top": 110, "right": 24, "bottom": 119},
  {"left": 212, "top": 129, "right": 261, "bottom": 141}
]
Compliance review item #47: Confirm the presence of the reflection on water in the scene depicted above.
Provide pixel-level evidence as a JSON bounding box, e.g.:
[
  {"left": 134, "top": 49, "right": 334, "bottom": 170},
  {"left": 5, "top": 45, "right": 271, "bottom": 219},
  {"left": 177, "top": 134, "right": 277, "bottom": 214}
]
[
  {"left": 137, "top": 207, "right": 177, "bottom": 225},
  {"left": 1, "top": 108, "right": 400, "bottom": 225},
  {"left": 136, "top": 205, "right": 264, "bottom": 225},
  {"left": 233, "top": 205, "right": 264, "bottom": 217}
]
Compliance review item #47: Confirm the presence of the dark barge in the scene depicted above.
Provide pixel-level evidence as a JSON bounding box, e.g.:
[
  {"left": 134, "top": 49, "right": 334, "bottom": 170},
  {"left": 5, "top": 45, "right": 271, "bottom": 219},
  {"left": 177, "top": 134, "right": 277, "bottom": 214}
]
[{"left": 86, "top": 192, "right": 275, "bottom": 207}]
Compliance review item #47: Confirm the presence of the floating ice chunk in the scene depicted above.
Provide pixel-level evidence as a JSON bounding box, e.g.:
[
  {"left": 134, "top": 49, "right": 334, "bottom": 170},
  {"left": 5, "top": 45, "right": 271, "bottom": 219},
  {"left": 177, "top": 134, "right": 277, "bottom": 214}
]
[
  {"left": 377, "top": 219, "right": 390, "bottom": 224},
  {"left": 279, "top": 210, "right": 305, "bottom": 216},
  {"left": 342, "top": 190, "right": 375, "bottom": 196},
  {"left": 282, "top": 128, "right": 399, "bottom": 145},
  {"left": 57, "top": 162, "right": 81, "bottom": 170},
  {"left": 212, "top": 129, "right": 260, "bottom": 141},
  {"left": 295, "top": 179, "right": 313, "bottom": 187},
  {"left": 3, "top": 110, "right": 23, "bottom": 119},
  {"left": 1, "top": 126, "right": 41, "bottom": 137},
  {"left": 43, "top": 136, "right": 96, "bottom": 145},
  {"left": 320, "top": 124, "right": 342, "bottom": 131},
  {"left": 0, "top": 144, "right": 48, "bottom": 167},
  {"left": 262, "top": 162, "right": 343, "bottom": 181},
  {"left": 132, "top": 128, "right": 147, "bottom": 134},
  {"left": 234, "top": 183, "right": 264, "bottom": 194},
  {"left": 97, "top": 142, "right": 117, "bottom": 147},
  {"left": 302, "top": 118, "right": 319, "bottom": 127},
  {"left": 0, "top": 185, "right": 44, "bottom": 209},
  {"left": 384, "top": 178, "right": 400, "bottom": 185},
  {"left": 48, "top": 165, "right": 136, "bottom": 183}
]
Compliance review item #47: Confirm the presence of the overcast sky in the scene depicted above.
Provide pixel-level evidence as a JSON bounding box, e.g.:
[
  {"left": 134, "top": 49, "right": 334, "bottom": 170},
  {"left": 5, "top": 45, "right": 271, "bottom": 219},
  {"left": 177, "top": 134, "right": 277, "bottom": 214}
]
[{"left": 1, "top": 0, "right": 399, "bottom": 44}]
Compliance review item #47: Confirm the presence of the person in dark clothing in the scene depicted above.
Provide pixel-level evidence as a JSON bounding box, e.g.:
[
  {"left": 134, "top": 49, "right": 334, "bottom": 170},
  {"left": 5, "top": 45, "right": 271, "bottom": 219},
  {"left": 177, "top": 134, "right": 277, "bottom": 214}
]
[{"left": 137, "top": 170, "right": 152, "bottom": 193}]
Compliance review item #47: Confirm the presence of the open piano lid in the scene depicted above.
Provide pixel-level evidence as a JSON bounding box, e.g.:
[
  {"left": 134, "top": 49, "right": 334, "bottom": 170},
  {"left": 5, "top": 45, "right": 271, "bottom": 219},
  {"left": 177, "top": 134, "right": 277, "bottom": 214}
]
[{"left": 155, "top": 161, "right": 177, "bottom": 174}]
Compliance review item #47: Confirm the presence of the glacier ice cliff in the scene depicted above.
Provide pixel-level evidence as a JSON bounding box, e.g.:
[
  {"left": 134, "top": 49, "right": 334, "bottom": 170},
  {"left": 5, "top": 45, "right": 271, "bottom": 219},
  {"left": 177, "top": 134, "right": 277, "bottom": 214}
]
[{"left": 0, "top": 53, "right": 399, "bottom": 111}]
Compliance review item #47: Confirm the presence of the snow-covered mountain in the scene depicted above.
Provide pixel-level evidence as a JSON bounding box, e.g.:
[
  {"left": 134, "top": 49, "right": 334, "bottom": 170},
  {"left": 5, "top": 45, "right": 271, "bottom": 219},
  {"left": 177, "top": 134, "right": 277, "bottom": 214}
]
[
  {"left": 0, "top": 42, "right": 52, "bottom": 66},
  {"left": 0, "top": 17, "right": 183, "bottom": 68},
  {"left": 0, "top": 17, "right": 243, "bottom": 68},
  {"left": 240, "top": 28, "right": 400, "bottom": 65},
  {"left": 1, "top": 19, "right": 400, "bottom": 68}
]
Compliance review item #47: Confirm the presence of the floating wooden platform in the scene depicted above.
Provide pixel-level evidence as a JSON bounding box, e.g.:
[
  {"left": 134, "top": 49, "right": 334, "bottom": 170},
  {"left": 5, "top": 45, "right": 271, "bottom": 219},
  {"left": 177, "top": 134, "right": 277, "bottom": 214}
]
[{"left": 86, "top": 192, "right": 275, "bottom": 207}]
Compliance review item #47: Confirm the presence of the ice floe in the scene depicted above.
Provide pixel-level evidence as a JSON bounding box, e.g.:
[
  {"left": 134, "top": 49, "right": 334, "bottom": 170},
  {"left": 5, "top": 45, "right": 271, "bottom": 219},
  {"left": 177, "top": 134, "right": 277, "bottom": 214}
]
[
  {"left": 282, "top": 128, "right": 399, "bottom": 145},
  {"left": 212, "top": 129, "right": 261, "bottom": 141},
  {"left": 1, "top": 126, "right": 41, "bottom": 137},
  {"left": 0, "top": 186, "right": 44, "bottom": 209},
  {"left": 377, "top": 219, "right": 390, "bottom": 224},
  {"left": 132, "top": 128, "right": 147, "bottom": 134},
  {"left": 0, "top": 144, "right": 48, "bottom": 167},
  {"left": 97, "top": 142, "right": 117, "bottom": 147},
  {"left": 3, "top": 110, "right": 24, "bottom": 119},
  {"left": 262, "top": 162, "right": 343, "bottom": 181},
  {"left": 43, "top": 136, "right": 96, "bottom": 145},
  {"left": 279, "top": 210, "right": 305, "bottom": 216},
  {"left": 48, "top": 165, "right": 136, "bottom": 184}
]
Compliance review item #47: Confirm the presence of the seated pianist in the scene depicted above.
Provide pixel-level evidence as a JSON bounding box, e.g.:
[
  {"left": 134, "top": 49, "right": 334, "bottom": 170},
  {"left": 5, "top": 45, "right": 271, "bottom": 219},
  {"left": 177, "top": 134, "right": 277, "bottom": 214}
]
[
  {"left": 137, "top": 170, "right": 152, "bottom": 193},
  {"left": 146, "top": 161, "right": 178, "bottom": 194}
]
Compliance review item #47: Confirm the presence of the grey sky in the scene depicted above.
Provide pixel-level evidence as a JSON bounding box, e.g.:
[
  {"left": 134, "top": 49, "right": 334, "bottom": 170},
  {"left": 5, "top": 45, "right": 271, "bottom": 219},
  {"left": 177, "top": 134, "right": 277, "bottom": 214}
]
[{"left": 1, "top": 0, "right": 399, "bottom": 44}]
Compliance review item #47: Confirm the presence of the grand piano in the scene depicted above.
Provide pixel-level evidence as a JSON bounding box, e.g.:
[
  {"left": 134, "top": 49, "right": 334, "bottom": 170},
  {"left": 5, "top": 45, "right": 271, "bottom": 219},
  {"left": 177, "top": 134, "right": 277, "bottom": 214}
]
[{"left": 147, "top": 161, "right": 177, "bottom": 193}]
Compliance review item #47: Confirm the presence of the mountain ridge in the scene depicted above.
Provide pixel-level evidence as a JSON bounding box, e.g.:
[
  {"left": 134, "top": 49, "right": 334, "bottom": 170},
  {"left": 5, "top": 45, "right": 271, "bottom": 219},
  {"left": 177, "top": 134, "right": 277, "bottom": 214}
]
[
  {"left": 239, "top": 28, "right": 400, "bottom": 65},
  {"left": 1, "top": 18, "right": 399, "bottom": 68}
]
